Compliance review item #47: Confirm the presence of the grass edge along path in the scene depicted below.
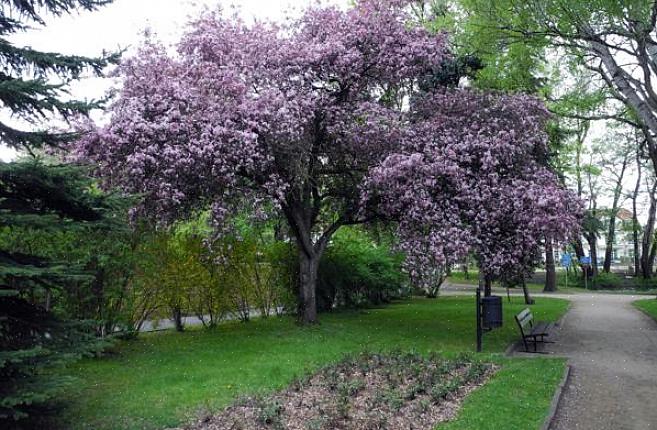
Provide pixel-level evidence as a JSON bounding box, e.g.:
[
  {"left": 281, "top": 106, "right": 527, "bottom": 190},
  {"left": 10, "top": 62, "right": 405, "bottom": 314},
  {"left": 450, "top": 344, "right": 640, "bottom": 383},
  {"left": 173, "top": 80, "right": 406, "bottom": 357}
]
[
  {"left": 437, "top": 357, "right": 566, "bottom": 430},
  {"left": 59, "top": 296, "right": 569, "bottom": 430},
  {"left": 633, "top": 298, "right": 657, "bottom": 321}
]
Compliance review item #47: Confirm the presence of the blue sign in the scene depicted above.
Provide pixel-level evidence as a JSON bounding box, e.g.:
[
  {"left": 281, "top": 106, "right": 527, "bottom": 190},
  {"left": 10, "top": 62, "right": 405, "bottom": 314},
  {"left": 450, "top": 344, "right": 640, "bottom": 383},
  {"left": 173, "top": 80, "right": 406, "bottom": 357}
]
[
  {"left": 579, "top": 256, "right": 591, "bottom": 265},
  {"left": 560, "top": 253, "right": 572, "bottom": 268}
]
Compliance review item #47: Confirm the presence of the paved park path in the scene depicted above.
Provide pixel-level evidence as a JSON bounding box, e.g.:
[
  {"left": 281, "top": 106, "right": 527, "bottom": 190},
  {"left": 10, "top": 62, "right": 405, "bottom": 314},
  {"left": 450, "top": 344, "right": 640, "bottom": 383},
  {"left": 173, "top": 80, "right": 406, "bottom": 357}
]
[
  {"left": 442, "top": 284, "right": 657, "bottom": 428},
  {"left": 544, "top": 294, "right": 657, "bottom": 430}
]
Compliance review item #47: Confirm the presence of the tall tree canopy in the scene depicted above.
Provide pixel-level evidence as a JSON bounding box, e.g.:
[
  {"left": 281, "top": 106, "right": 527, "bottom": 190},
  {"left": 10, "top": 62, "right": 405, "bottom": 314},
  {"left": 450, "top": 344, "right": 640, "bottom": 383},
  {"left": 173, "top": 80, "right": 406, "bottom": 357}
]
[
  {"left": 77, "top": 0, "right": 449, "bottom": 323},
  {"left": 459, "top": 0, "right": 657, "bottom": 174},
  {"left": 78, "top": 0, "right": 581, "bottom": 321}
]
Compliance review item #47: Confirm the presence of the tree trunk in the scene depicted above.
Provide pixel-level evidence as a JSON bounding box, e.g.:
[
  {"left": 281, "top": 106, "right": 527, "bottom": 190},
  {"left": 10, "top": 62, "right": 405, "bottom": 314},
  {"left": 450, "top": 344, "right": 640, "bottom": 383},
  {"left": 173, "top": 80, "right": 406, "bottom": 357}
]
[
  {"left": 649, "top": 235, "right": 657, "bottom": 278},
  {"left": 602, "top": 217, "right": 617, "bottom": 274},
  {"left": 603, "top": 156, "right": 628, "bottom": 273},
  {"left": 484, "top": 276, "right": 492, "bottom": 297},
  {"left": 632, "top": 181, "right": 641, "bottom": 276},
  {"left": 634, "top": 223, "right": 641, "bottom": 277},
  {"left": 588, "top": 234, "right": 599, "bottom": 278},
  {"left": 573, "top": 238, "right": 586, "bottom": 279},
  {"left": 522, "top": 279, "right": 534, "bottom": 305},
  {"left": 172, "top": 306, "right": 184, "bottom": 332},
  {"left": 284, "top": 197, "right": 342, "bottom": 324},
  {"left": 590, "top": 40, "right": 657, "bottom": 176},
  {"left": 633, "top": 151, "right": 642, "bottom": 277},
  {"left": 642, "top": 182, "right": 657, "bottom": 279},
  {"left": 297, "top": 248, "right": 320, "bottom": 324},
  {"left": 544, "top": 238, "right": 557, "bottom": 292}
]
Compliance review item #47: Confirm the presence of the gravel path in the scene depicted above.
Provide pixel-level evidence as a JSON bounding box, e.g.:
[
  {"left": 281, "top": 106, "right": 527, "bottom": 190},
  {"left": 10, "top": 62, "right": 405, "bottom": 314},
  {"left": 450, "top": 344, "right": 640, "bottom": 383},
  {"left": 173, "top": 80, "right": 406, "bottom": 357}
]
[{"left": 545, "top": 294, "right": 657, "bottom": 430}]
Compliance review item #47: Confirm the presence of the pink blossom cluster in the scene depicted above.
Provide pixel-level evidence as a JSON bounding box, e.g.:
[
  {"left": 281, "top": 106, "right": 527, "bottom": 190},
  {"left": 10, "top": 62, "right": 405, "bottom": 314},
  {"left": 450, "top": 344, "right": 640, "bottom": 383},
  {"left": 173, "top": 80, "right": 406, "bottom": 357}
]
[
  {"left": 365, "top": 89, "right": 583, "bottom": 279},
  {"left": 75, "top": 0, "right": 582, "bottom": 282},
  {"left": 76, "top": 0, "right": 447, "bottom": 228}
]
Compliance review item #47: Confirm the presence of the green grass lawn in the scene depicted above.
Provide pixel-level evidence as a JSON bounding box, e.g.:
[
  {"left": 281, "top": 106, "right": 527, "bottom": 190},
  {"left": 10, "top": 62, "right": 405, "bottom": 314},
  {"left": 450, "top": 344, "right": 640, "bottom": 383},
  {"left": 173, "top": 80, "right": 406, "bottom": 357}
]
[
  {"left": 633, "top": 298, "right": 657, "bottom": 320},
  {"left": 59, "top": 296, "right": 569, "bottom": 430}
]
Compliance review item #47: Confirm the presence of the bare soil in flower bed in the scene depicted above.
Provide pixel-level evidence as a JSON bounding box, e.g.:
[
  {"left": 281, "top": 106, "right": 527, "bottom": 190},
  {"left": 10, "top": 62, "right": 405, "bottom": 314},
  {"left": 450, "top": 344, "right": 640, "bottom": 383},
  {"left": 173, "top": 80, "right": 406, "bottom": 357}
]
[{"left": 174, "top": 352, "right": 497, "bottom": 430}]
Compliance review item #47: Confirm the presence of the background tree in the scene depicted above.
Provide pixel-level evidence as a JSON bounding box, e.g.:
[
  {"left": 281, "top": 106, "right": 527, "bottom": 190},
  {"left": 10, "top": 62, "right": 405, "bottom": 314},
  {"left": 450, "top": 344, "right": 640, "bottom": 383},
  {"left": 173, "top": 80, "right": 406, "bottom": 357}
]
[
  {"left": 642, "top": 177, "right": 657, "bottom": 278},
  {"left": 421, "top": 0, "right": 583, "bottom": 291},
  {"left": 459, "top": 0, "right": 657, "bottom": 176},
  {"left": 596, "top": 130, "right": 633, "bottom": 273},
  {"left": 365, "top": 89, "right": 582, "bottom": 296}
]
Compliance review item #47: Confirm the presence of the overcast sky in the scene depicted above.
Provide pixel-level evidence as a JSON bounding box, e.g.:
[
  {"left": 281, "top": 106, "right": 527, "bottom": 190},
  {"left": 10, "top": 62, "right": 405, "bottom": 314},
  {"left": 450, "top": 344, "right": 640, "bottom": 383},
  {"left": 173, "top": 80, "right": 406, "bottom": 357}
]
[{"left": 0, "top": 0, "right": 348, "bottom": 161}]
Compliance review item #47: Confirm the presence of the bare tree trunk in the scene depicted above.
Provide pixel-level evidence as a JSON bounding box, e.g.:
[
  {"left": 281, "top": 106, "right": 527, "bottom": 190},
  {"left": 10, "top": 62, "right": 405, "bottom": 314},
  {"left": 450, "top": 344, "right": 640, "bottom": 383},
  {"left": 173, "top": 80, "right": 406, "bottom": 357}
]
[
  {"left": 573, "top": 238, "right": 586, "bottom": 279},
  {"left": 287, "top": 208, "right": 338, "bottom": 324},
  {"left": 603, "top": 156, "right": 628, "bottom": 273},
  {"left": 172, "top": 306, "right": 184, "bottom": 332},
  {"left": 544, "top": 238, "right": 557, "bottom": 292},
  {"left": 590, "top": 236, "right": 599, "bottom": 278},
  {"left": 649, "top": 235, "right": 657, "bottom": 277},
  {"left": 588, "top": 40, "right": 657, "bottom": 175},
  {"left": 602, "top": 221, "right": 617, "bottom": 273},
  {"left": 633, "top": 153, "right": 643, "bottom": 276},
  {"left": 585, "top": 233, "right": 599, "bottom": 278},
  {"left": 642, "top": 181, "right": 657, "bottom": 279},
  {"left": 484, "top": 275, "right": 492, "bottom": 297},
  {"left": 298, "top": 247, "right": 320, "bottom": 323}
]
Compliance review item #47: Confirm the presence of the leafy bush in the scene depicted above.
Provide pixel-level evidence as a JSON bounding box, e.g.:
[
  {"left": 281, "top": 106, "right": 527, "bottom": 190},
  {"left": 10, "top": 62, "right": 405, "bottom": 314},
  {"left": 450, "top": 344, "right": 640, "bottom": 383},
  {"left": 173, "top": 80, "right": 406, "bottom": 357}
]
[
  {"left": 133, "top": 216, "right": 296, "bottom": 328},
  {"left": 590, "top": 272, "right": 624, "bottom": 290},
  {"left": 634, "top": 277, "right": 657, "bottom": 290},
  {"left": 317, "top": 227, "right": 407, "bottom": 311}
]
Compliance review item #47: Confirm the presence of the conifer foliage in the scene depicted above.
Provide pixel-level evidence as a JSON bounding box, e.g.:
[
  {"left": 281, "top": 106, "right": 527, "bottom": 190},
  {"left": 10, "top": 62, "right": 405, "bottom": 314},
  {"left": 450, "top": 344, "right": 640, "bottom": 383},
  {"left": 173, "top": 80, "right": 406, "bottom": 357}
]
[
  {"left": 0, "top": 0, "right": 115, "bottom": 150},
  {"left": 0, "top": 0, "right": 116, "bottom": 424}
]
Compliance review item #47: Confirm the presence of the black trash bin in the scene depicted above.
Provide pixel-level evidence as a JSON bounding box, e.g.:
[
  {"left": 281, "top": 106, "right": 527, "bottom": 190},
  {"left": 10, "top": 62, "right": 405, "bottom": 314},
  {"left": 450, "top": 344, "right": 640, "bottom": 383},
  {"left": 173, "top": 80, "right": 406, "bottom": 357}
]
[{"left": 481, "top": 295, "right": 503, "bottom": 329}]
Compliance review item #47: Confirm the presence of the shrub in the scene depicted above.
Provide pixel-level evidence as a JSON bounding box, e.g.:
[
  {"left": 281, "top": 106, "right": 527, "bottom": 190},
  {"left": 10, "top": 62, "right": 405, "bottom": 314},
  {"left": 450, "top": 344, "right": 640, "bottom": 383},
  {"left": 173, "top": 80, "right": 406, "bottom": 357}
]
[
  {"left": 590, "top": 272, "right": 624, "bottom": 290},
  {"left": 317, "top": 227, "right": 406, "bottom": 311}
]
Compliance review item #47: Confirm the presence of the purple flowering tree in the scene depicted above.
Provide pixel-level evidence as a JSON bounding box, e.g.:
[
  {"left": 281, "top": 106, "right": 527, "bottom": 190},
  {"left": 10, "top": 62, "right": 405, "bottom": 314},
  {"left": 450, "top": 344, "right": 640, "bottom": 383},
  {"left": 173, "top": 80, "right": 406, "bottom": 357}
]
[
  {"left": 77, "top": 0, "right": 448, "bottom": 323},
  {"left": 365, "top": 90, "right": 583, "bottom": 295}
]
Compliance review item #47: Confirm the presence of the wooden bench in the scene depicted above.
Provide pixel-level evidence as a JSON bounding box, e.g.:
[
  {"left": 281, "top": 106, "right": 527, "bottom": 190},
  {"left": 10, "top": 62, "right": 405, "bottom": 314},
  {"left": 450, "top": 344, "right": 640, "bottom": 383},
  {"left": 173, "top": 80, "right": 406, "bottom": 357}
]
[{"left": 514, "top": 308, "right": 554, "bottom": 352}]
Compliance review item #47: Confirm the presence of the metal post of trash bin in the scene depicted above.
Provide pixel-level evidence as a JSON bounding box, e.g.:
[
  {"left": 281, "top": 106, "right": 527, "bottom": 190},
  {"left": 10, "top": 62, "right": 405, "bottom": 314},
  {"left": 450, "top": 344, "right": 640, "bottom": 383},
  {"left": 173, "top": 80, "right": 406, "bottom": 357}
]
[{"left": 476, "top": 285, "right": 482, "bottom": 352}]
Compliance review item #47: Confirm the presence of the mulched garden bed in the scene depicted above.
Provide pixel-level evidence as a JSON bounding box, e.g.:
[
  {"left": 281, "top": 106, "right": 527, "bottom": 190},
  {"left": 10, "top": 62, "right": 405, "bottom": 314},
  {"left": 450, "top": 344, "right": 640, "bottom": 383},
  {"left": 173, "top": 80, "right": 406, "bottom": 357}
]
[{"left": 176, "top": 351, "right": 497, "bottom": 430}]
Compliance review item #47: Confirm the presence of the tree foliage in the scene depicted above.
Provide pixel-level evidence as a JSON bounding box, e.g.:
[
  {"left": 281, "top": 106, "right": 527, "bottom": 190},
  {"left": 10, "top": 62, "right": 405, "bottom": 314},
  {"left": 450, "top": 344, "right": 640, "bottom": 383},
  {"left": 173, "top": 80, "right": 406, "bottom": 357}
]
[
  {"left": 457, "top": 0, "right": 657, "bottom": 175},
  {"left": 76, "top": 0, "right": 450, "bottom": 323},
  {"left": 0, "top": 0, "right": 117, "bottom": 424},
  {"left": 0, "top": 162, "right": 113, "bottom": 423},
  {"left": 365, "top": 89, "right": 582, "bottom": 288},
  {"left": 0, "top": 0, "right": 118, "bottom": 150}
]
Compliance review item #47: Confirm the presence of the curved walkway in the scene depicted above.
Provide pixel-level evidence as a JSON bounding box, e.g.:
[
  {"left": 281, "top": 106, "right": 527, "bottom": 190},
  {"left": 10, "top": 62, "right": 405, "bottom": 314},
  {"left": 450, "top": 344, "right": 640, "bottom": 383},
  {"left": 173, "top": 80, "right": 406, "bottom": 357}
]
[{"left": 544, "top": 294, "right": 657, "bottom": 430}]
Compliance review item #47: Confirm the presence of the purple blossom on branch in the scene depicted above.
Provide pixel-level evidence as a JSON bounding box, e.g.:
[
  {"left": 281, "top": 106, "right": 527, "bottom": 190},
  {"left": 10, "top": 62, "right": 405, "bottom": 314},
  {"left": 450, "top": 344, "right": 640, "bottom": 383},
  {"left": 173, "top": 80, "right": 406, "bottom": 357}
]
[
  {"left": 76, "top": 0, "right": 581, "bottom": 321},
  {"left": 365, "top": 89, "right": 583, "bottom": 282}
]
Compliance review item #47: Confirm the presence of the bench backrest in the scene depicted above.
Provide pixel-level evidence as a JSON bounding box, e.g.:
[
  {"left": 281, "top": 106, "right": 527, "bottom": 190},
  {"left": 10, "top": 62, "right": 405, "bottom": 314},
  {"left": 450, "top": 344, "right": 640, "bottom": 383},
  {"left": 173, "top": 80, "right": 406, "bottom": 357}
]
[{"left": 515, "top": 308, "right": 534, "bottom": 335}]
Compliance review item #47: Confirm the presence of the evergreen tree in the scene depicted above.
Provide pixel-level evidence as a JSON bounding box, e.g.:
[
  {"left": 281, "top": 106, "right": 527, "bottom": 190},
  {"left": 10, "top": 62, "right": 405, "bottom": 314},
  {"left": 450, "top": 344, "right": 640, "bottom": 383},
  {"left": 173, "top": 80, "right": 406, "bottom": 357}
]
[
  {"left": 0, "top": 0, "right": 116, "bottom": 150},
  {"left": 0, "top": 0, "right": 116, "bottom": 425}
]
